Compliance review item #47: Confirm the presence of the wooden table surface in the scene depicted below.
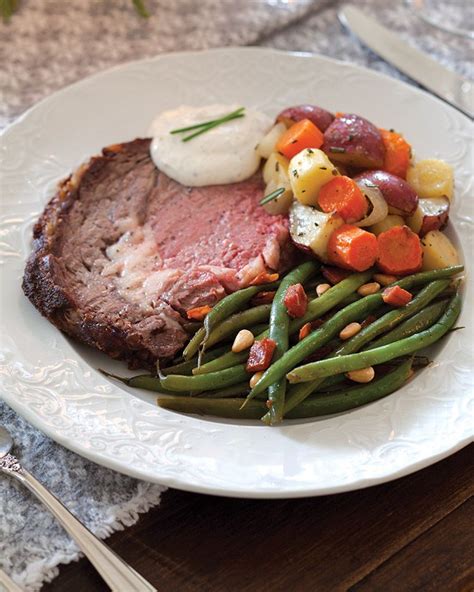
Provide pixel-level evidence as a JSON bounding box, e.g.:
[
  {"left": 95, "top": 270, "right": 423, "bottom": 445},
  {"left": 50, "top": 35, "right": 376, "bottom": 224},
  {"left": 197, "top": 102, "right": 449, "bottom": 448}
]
[{"left": 44, "top": 444, "right": 473, "bottom": 592}]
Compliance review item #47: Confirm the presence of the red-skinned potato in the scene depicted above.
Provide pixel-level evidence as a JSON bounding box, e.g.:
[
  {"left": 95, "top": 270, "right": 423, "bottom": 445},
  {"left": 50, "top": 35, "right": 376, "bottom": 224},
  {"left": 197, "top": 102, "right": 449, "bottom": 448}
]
[
  {"left": 355, "top": 170, "right": 418, "bottom": 215},
  {"left": 276, "top": 104, "right": 335, "bottom": 132},
  {"left": 322, "top": 114, "right": 385, "bottom": 169},
  {"left": 407, "top": 197, "right": 450, "bottom": 237}
]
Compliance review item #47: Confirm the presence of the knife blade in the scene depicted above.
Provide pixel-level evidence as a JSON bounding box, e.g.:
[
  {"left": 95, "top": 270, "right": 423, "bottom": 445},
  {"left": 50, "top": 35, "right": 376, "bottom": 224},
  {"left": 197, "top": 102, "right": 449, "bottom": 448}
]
[{"left": 339, "top": 5, "right": 474, "bottom": 119}]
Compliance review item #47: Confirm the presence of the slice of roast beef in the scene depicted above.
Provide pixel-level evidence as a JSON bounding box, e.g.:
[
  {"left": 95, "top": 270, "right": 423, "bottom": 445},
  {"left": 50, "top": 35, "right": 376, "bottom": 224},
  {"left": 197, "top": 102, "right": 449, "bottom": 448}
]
[{"left": 23, "top": 139, "right": 295, "bottom": 368}]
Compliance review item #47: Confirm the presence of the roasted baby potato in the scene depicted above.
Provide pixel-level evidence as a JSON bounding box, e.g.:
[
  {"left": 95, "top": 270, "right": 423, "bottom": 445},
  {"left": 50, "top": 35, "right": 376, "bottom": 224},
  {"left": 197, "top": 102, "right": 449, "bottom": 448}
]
[
  {"left": 289, "top": 200, "right": 344, "bottom": 262},
  {"left": 406, "top": 159, "right": 454, "bottom": 200},
  {"left": 322, "top": 114, "right": 385, "bottom": 169},
  {"left": 289, "top": 148, "right": 338, "bottom": 206},
  {"left": 407, "top": 197, "right": 450, "bottom": 237},
  {"left": 421, "top": 230, "right": 459, "bottom": 270},
  {"left": 355, "top": 170, "right": 418, "bottom": 215},
  {"left": 276, "top": 104, "right": 335, "bottom": 132}
]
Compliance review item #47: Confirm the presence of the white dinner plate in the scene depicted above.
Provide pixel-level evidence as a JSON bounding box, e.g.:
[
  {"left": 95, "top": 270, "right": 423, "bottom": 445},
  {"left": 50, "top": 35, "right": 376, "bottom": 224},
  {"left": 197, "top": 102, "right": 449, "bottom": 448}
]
[{"left": 1, "top": 48, "right": 472, "bottom": 498}]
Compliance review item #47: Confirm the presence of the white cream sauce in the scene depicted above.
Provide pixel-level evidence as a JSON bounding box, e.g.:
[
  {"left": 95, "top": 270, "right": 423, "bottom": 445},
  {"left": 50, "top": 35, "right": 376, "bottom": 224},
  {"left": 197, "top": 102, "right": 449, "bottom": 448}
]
[{"left": 149, "top": 104, "right": 272, "bottom": 187}]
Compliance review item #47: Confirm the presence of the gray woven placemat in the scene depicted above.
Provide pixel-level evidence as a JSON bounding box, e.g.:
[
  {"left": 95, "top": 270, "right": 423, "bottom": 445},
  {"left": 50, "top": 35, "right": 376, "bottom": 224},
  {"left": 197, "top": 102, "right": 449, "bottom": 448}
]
[{"left": 0, "top": 1, "right": 471, "bottom": 590}]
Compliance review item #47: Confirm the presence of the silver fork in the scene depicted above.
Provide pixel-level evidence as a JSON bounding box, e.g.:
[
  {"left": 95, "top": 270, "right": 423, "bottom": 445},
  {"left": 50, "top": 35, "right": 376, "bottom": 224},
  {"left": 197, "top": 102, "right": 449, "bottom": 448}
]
[{"left": 0, "top": 425, "right": 157, "bottom": 592}]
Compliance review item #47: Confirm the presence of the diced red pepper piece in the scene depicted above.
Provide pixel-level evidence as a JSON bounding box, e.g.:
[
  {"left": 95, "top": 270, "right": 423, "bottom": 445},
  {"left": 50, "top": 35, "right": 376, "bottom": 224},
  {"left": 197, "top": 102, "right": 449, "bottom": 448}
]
[
  {"left": 283, "top": 283, "right": 308, "bottom": 318},
  {"left": 246, "top": 338, "right": 277, "bottom": 372},
  {"left": 321, "top": 265, "right": 351, "bottom": 285},
  {"left": 251, "top": 291, "right": 276, "bottom": 306},
  {"left": 186, "top": 305, "right": 212, "bottom": 320},
  {"left": 249, "top": 272, "right": 279, "bottom": 286},
  {"left": 382, "top": 286, "right": 413, "bottom": 307}
]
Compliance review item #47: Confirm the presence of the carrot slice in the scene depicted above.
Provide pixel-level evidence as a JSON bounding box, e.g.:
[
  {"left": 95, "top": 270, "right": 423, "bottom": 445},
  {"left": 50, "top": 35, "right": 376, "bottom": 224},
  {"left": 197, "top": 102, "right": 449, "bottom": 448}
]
[
  {"left": 377, "top": 225, "right": 422, "bottom": 275},
  {"left": 249, "top": 272, "right": 279, "bottom": 286},
  {"left": 380, "top": 129, "right": 411, "bottom": 179},
  {"left": 318, "top": 176, "right": 368, "bottom": 223},
  {"left": 276, "top": 118, "right": 324, "bottom": 159},
  {"left": 382, "top": 286, "right": 413, "bottom": 307},
  {"left": 186, "top": 305, "right": 212, "bottom": 320},
  {"left": 327, "top": 225, "right": 378, "bottom": 272}
]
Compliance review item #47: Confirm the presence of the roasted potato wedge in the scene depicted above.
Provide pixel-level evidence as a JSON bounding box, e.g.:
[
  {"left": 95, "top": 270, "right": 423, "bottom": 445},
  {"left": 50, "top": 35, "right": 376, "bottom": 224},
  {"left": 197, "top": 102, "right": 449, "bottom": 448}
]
[
  {"left": 289, "top": 200, "right": 344, "bottom": 262},
  {"left": 289, "top": 148, "right": 338, "bottom": 206},
  {"left": 421, "top": 230, "right": 459, "bottom": 270},
  {"left": 407, "top": 197, "right": 450, "bottom": 237},
  {"left": 407, "top": 159, "right": 454, "bottom": 200}
]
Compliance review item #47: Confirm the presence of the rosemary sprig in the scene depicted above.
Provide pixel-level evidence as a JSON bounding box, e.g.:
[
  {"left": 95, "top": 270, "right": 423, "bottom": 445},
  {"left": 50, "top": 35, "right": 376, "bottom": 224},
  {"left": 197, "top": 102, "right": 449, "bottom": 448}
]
[
  {"left": 259, "top": 187, "right": 285, "bottom": 206},
  {"left": 170, "top": 107, "right": 246, "bottom": 142}
]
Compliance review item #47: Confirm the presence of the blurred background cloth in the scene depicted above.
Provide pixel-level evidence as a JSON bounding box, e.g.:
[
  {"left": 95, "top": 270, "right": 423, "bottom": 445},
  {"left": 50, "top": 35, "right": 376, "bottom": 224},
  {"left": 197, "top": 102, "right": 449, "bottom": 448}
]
[
  {"left": 1, "top": 0, "right": 472, "bottom": 129},
  {"left": 0, "top": 1, "right": 472, "bottom": 591}
]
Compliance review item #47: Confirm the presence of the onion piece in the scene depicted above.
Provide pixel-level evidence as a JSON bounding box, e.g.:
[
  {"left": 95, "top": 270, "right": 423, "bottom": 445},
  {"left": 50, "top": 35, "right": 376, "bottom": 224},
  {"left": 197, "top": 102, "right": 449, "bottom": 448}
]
[{"left": 354, "top": 184, "right": 388, "bottom": 227}]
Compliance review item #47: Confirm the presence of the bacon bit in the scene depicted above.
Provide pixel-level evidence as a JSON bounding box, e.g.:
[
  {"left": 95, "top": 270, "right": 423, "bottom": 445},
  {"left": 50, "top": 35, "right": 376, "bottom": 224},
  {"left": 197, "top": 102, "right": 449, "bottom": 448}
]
[
  {"left": 360, "top": 314, "right": 378, "bottom": 329},
  {"left": 249, "top": 272, "right": 279, "bottom": 286},
  {"left": 298, "top": 322, "right": 312, "bottom": 341},
  {"left": 251, "top": 291, "right": 276, "bottom": 306},
  {"left": 265, "top": 399, "right": 273, "bottom": 409},
  {"left": 246, "top": 338, "right": 277, "bottom": 372},
  {"left": 382, "top": 286, "right": 413, "bottom": 307},
  {"left": 284, "top": 283, "right": 308, "bottom": 318},
  {"left": 321, "top": 266, "right": 351, "bottom": 285},
  {"left": 186, "top": 305, "right": 212, "bottom": 321}
]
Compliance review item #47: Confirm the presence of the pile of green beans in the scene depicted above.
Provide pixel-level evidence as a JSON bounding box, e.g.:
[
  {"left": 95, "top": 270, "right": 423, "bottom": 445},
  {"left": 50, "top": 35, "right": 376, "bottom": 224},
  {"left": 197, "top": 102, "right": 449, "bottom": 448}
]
[
  {"left": 287, "top": 294, "right": 461, "bottom": 383},
  {"left": 103, "top": 264, "right": 463, "bottom": 424},
  {"left": 157, "top": 357, "right": 414, "bottom": 419}
]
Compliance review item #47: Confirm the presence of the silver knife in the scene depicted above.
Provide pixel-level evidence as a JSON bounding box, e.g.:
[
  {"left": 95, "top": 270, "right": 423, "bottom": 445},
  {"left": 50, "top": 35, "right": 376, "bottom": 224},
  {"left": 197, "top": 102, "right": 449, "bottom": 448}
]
[{"left": 339, "top": 5, "right": 474, "bottom": 119}]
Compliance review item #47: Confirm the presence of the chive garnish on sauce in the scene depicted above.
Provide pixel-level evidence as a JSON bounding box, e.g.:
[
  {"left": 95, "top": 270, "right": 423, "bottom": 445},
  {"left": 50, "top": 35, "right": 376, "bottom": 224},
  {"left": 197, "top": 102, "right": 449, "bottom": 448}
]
[{"left": 170, "top": 107, "right": 246, "bottom": 142}]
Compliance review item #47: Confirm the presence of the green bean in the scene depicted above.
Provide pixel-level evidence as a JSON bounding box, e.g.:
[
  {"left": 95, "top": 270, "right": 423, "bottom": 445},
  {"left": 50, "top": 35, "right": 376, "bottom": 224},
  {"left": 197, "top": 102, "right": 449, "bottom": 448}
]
[
  {"left": 194, "top": 271, "right": 372, "bottom": 375},
  {"left": 203, "top": 280, "right": 281, "bottom": 338},
  {"left": 192, "top": 347, "right": 250, "bottom": 375},
  {"left": 160, "top": 363, "right": 248, "bottom": 392},
  {"left": 247, "top": 293, "right": 383, "bottom": 402},
  {"left": 392, "top": 265, "right": 463, "bottom": 288},
  {"left": 182, "top": 281, "right": 281, "bottom": 360},
  {"left": 287, "top": 293, "right": 461, "bottom": 383},
  {"left": 99, "top": 370, "right": 179, "bottom": 395},
  {"left": 367, "top": 299, "right": 448, "bottom": 350},
  {"left": 266, "top": 261, "right": 318, "bottom": 424},
  {"left": 204, "top": 305, "right": 271, "bottom": 348},
  {"left": 162, "top": 344, "right": 230, "bottom": 375},
  {"left": 157, "top": 358, "right": 413, "bottom": 419},
  {"left": 196, "top": 382, "right": 250, "bottom": 398}
]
